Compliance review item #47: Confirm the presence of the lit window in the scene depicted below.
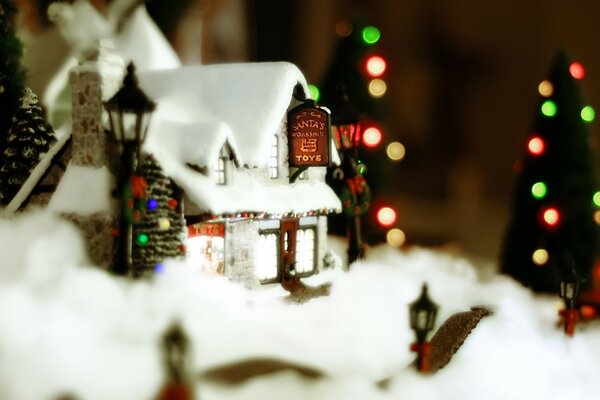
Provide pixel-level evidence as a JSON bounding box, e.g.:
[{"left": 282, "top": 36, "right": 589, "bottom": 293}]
[
  {"left": 295, "top": 228, "right": 315, "bottom": 275},
  {"left": 187, "top": 235, "right": 225, "bottom": 275},
  {"left": 257, "top": 231, "right": 279, "bottom": 282},
  {"left": 269, "top": 134, "right": 278, "bottom": 178},
  {"left": 215, "top": 145, "right": 230, "bottom": 185},
  {"left": 216, "top": 157, "right": 226, "bottom": 184}
]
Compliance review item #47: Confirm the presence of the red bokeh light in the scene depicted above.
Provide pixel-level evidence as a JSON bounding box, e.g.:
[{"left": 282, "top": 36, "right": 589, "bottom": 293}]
[
  {"left": 365, "top": 55, "right": 387, "bottom": 77},
  {"left": 541, "top": 207, "right": 560, "bottom": 228},
  {"left": 376, "top": 206, "right": 397, "bottom": 227},
  {"left": 527, "top": 136, "right": 545, "bottom": 156},
  {"left": 569, "top": 62, "right": 585, "bottom": 80},
  {"left": 363, "top": 126, "right": 383, "bottom": 148}
]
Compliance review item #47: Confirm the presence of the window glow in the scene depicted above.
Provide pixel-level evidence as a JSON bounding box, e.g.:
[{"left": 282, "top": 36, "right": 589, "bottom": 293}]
[
  {"left": 569, "top": 62, "right": 585, "bottom": 79},
  {"left": 363, "top": 126, "right": 383, "bottom": 148},
  {"left": 538, "top": 80, "right": 554, "bottom": 97},
  {"left": 296, "top": 228, "right": 316, "bottom": 274},
  {"left": 541, "top": 100, "right": 557, "bottom": 117},
  {"left": 581, "top": 105, "right": 595, "bottom": 123},
  {"left": 307, "top": 84, "right": 320, "bottom": 101},
  {"left": 368, "top": 78, "right": 387, "bottom": 98},
  {"left": 365, "top": 55, "right": 386, "bottom": 77},
  {"left": 377, "top": 206, "right": 397, "bottom": 227},
  {"left": 532, "top": 248, "right": 549, "bottom": 266},
  {"left": 362, "top": 26, "right": 381, "bottom": 45},
  {"left": 527, "top": 136, "right": 545, "bottom": 156},
  {"left": 257, "top": 232, "right": 279, "bottom": 282},
  {"left": 187, "top": 235, "right": 225, "bottom": 275},
  {"left": 531, "top": 182, "right": 547, "bottom": 199},
  {"left": 386, "top": 228, "right": 406, "bottom": 247},
  {"left": 386, "top": 142, "right": 406, "bottom": 161}
]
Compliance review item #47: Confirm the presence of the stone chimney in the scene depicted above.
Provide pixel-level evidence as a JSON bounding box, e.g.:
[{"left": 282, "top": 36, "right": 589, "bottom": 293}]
[{"left": 69, "top": 41, "right": 124, "bottom": 168}]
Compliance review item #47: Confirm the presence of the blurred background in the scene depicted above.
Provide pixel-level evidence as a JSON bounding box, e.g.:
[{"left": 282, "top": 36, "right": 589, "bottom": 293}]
[{"left": 15, "top": 0, "right": 600, "bottom": 263}]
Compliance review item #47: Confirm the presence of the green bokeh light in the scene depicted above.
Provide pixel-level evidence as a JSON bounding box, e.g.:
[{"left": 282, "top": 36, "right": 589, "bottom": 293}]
[
  {"left": 307, "top": 84, "right": 320, "bottom": 102},
  {"left": 593, "top": 191, "right": 600, "bottom": 207},
  {"left": 357, "top": 163, "right": 367, "bottom": 175},
  {"left": 362, "top": 26, "right": 381, "bottom": 45},
  {"left": 581, "top": 105, "right": 595, "bottom": 123},
  {"left": 541, "top": 100, "right": 557, "bottom": 117},
  {"left": 136, "top": 233, "right": 149, "bottom": 246},
  {"left": 531, "top": 181, "right": 547, "bottom": 199}
]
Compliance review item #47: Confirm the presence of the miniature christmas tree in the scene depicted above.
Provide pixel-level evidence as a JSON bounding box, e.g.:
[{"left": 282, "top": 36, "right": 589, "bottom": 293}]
[
  {"left": 319, "top": 21, "right": 398, "bottom": 245},
  {"left": 0, "top": 88, "right": 56, "bottom": 205},
  {"left": 500, "top": 50, "right": 598, "bottom": 293},
  {"left": 131, "top": 154, "right": 186, "bottom": 277},
  {"left": 0, "top": 0, "right": 26, "bottom": 153}
]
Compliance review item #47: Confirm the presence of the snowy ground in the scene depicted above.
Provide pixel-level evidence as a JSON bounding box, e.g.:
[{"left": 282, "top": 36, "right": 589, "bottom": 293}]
[{"left": 0, "top": 212, "right": 599, "bottom": 400}]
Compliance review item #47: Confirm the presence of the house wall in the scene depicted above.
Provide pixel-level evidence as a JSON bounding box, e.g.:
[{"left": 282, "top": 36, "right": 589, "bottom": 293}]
[
  {"left": 316, "top": 215, "right": 328, "bottom": 271},
  {"left": 224, "top": 219, "right": 261, "bottom": 288}
]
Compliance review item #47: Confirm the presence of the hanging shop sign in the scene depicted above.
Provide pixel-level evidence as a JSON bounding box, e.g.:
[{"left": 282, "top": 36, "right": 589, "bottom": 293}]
[{"left": 287, "top": 100, "right": 331, "bottom": 167}]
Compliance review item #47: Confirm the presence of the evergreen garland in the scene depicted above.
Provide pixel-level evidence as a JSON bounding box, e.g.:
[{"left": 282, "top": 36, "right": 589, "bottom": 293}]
[
  {"left": 132, "top": 154, "right": 186, "bottom": 277},
  {"left": 0, "top": 88, "right": 56, "bottom": 204},
  {"left": 0, "top": 0, "right": 26, "bottom": 153}
]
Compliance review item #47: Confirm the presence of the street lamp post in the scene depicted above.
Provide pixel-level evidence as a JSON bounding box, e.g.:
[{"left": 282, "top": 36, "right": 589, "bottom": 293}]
[
  {"left": 104, "top": 62, "right": 156, "bottom": 276},
  {"left": 330, "top": 86, "right": 368, "bottom": 265},
  {"left": 409, "top": 283, "right": 438, "bottom": 373}
]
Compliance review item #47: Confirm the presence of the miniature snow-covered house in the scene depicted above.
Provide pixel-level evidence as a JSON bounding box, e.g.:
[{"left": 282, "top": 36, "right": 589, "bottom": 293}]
[{"left": 137, "top": 63, "right": 341, "bottom": 287}]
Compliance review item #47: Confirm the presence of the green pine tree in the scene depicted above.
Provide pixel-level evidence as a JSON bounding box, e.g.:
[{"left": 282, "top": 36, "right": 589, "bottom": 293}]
[
  {"left": 0, "top": 0, "right": 25, "bottom": 152},
  {"left": 500, "top": 50, "right": 598, "bottom": 293},
  {"left": 132, "top": 155, "right": 186, "bottom": 277},
  {"left": 0, "top": 87, "right": 56, "bottom": 205}
]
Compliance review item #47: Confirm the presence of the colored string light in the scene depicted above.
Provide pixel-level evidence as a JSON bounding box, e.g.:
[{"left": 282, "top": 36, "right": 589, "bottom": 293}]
[
  {"left": 532, "top": 248, "right": 549, "bottom": 266},
  {"left": 538, "top": 80, "right": 554, "bottom": 97},
  {"left": 368, "top": 78, "right": 387, "bottom": 98},
  {"left": 307, "top": 84, "right": 320, "bottom": 102},
  {"left": 581, "top": 105, "right": 595, "bottom": 123},
  {"left": 362, "top": 26, "right": 381, "bottom": 45},
  {"left": 365, "top": 55, "right": 387, "bottom": 77},
  {"left": 386, "top": 228, "right": 406, "bottom": 247},
  {"left": 541, "top": 100, "right": 557, "bottom": 117},
  {"left": 147, "top": 198, "right": 159, "bottom": 210},
  {"left": 531, "top": 182, "right": 547, "bottom": 199},
  {"left": 569, "top": 62, "right": 585, "bottom": 80},
  {"left": 541, "top": 207, "right": 560, "bottom": 228},
  {"left": 593, "top": 191, "right": 600, "bottom": 207},
  {"left": 136, "top": 233, "right": 150, "bottom": 246},
  {"left": 386, "top": 142, "right": 406, "bottom": 161},
  {"left": 335, "top": 20, "right": 353, "bottom": 37},
  {"left": 363, "top": 126, "right": 383, "bottom": 148},
  {"left": 527, "top": 136, "right": 545, "bottom": 156},
  {"left": 376, "top": 206, "right": 397, "bottom": 227}
]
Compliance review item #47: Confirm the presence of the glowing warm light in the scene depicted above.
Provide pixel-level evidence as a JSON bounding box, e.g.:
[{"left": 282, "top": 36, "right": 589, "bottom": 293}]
[
  {"left": 531, "top": 182, "right": 547, "bottom": 199},
  {"left": 541, "top": 100, "right": 557, "bottom": 117},
  {"left": 542, "top": 207, "right": 560, "bottom": 228},
  {"left": 377, "top": 206, "right": 397, "bottom": 227},
  {"left": 368, "top": 78, "right": 387, "bottom": 98},
  {"left": 569, "top": 62, "right": 585, "bottom": 79},
  {"left": 580, "top": 305, "right": 597, "bottom": 320},
  {"left": 158, "top": 218, "right": 171, "bottom": 230},
  {"left": 363, "top": 126, "right": 383, "bottom": 148},
  {"left": 362, "top": 26, "right": 381, "bottom": 44},
  {"left": 581, "top": 105, "right": 595, "bottom": 123},
  {"left": 386, "top": 142, "right": 406, "bottom": 161},
  {"left": 594, "top": 210, "right": 600, "bottom": 225},
  {"left": 335, "top": 20, "right": 353, "bottom": 37},
  {"left": 538, "top": 80, "right": 554, "bottom": 97},
  {"left": 386, "top": 228, "right": 406, "bottom": 247},
  {"left": 527, "top": 136, "right": 545, "bottom": 156},
  {"left": 307, "top": 84, "right": 320, "bottom": 102},
  {"left": 365, "top": 55, "right": 387, "bottom": 77},
  {"left": 593, "top": 191, "right": 600, "bottom": 207},
  {"left": 532, "top": 248, "right": 549, "bottom": 266}
]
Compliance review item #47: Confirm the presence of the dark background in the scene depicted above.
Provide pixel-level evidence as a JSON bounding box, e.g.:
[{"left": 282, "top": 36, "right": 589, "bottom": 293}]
[{"left": 19, "top": 0, "right": 600, "bottom": 261}]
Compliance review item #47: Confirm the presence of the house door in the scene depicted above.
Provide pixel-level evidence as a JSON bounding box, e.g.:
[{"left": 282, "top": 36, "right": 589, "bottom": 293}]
[{"left": 280, "top": 218, "right": 298, "bottom": 287}]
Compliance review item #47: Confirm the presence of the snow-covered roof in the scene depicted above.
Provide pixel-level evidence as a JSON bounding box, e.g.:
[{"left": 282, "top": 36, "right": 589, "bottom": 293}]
[
  {"left": 138, "top": 62, "right": 308, "bottom": 168},
  {"left": 145, "top": 118, "right": 239, "bottom": 170},
  {"left": 48, "top": 163, "right": 114, "bottom": 216}
]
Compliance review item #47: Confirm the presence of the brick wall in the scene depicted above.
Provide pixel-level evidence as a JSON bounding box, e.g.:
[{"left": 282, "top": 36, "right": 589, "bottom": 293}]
[{"left": 224, "top": 219, "right": 261, "bottom": 288}]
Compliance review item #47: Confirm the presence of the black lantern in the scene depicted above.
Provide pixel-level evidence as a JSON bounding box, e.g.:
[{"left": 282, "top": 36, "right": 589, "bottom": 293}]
[
  {"left": 409, "top": 284, "right": 439, "bottom": 343},
  {"left": 559, "top": 255, "right": 581, "bottom": 310},
  {"left": 105, "top": 62, "right": 156, "bottom": 276},
  {"left": 105, "top": 63, "right": 155, "bottom": 150},
  {"left": 162, "top": 323, "right": 190, "bottom": 384},
  {"left": 331, "top": 85, "right": 362, "bottom": 153}
]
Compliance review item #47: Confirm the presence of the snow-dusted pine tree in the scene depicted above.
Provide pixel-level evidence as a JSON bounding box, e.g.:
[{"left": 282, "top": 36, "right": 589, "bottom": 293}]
[
  {"left": 0, "top": 0, "right": 26, "bottom": 153},
  {"left": 132, "top": 154, "right": 186, "bottom": 277},
  {"left": 0, "top": 88, "right": 56, "bottom": 205}
]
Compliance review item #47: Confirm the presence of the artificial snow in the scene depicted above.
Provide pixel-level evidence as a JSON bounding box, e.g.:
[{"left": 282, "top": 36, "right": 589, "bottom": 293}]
[
  {"left": 138, "top": 62, "right": 309, "bottom": 169},
  {"left": 48, "top": 163, "right": 115, "bottom": 215},
  {"left": 0, "top": 212, "right": 599, "bottom": 399}
]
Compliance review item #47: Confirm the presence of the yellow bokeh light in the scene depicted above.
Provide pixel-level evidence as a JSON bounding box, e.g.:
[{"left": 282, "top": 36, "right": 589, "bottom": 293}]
[
  {"left": 386, "top": 228, "right": 406, "bottom": 247},
  {"left": 532, "top": 248, "right": 549, "bottom": 266},
  {"left": 386, "top": 142, "right": 406, "bottom": 161},
  {"left": 594, "top": 210, "right": 600, "bottom": 225},
  {"left": 538, "top": 80, "right": 554, "bottom": 97},
  {"left": 368, "top": 78, "right": 387, "bottom": 98}
]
